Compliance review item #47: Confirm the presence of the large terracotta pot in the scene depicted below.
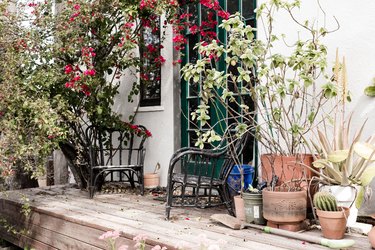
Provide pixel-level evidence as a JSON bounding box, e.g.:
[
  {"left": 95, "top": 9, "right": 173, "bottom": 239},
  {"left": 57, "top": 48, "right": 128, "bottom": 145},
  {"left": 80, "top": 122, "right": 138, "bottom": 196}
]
[
  {"left": 316, "top": 207, "right": 350, "bottom": 240},
  {"left": 261, "top": 154, "right": 316, "bottom": 187},
  {"left": 262, "top": 188, "right": 307, "bottom": 225}
]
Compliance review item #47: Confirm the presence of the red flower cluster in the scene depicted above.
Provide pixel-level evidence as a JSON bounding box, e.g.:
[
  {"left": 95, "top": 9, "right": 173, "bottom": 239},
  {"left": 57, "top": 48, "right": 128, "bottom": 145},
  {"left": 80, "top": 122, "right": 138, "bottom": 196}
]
[
  {"left": 65, "top": 65, "right": 73, "bottom": 74},
  {"left": 154, "top": 55, "right": 166, "bottom": 65},
  {"left": 139, "top": 0, "right": 157, "bottom": 10},
  {"left": 124, "top": 122, "right": 152, "bottom": 138},
  {"left": 84, "top": 69, "right": 96, "bottom": 76}
]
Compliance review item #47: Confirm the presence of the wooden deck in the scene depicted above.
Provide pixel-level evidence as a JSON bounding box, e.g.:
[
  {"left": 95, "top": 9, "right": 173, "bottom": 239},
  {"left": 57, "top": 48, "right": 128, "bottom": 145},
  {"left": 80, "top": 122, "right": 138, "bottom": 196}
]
[{"left": 0, "top": 185, "right": 372, "bottom": 250}]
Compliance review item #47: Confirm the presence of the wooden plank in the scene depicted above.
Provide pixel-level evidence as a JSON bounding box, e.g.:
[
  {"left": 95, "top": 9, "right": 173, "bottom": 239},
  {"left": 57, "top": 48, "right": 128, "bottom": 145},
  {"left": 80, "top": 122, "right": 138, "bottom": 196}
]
[
  {"left": 1, "top": 186, "right": 372, "bottom": 250},
  {"left": 0, "top": 227, "right": 57, "bottom": 250},
  {"left": 0, "top": 200, "right": 154, "bottom": 250},
  {"left": 18, "top": 195, "right": 314, "bottom": 249},
  {"left": 24, "top": 192, "right": 325, "bottom": 250}
]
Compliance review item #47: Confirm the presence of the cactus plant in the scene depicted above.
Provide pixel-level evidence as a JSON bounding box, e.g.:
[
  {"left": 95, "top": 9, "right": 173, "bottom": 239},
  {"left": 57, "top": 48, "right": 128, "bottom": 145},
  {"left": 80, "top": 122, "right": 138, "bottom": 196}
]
[{"left": 313, "top": 191, "right": 339, "bottom": 211}]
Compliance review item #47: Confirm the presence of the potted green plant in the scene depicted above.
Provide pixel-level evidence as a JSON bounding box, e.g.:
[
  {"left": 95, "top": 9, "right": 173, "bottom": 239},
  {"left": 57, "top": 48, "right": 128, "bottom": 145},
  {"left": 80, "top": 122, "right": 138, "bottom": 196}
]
[
  {"left": 313, "top": 191, "right": 350, "bottom": 240},
  {"left": 308, "top": 53, "right": 375, "bottom": 226},
  {"left": 355, "top": 167, "right": 375, "bottom": 248},
  {"left": 181, "top": 0, "right": 341, "bottom": 230},
  {"left": 242, "top": 185, "right": 266, "bottom": 225}
]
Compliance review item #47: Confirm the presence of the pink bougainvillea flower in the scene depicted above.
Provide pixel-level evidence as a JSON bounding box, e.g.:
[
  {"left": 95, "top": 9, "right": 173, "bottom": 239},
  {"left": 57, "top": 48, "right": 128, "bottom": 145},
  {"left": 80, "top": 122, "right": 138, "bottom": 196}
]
[
  {"left": 145, "top": 130, "right": 152, "bottom": 137},
  {"left": 64, "top": 65, "right": 73, "bottom": 74},
  {"left": 73, "top": 4, "right": 80, "bottom": 10},
  {"left": 172, "top": 34, "right": 186, "bottom": 44},
  {"left": 189, "top": 25, "right": 199, "bottom": 34},
  {"left": 130, "top": 124, "right": 138, "bottom": 130},
  {"left": 84, "top": 69, "right": 96, "bottom": 76},
  {"left": 72, "top": 75, "right": 81, "bottom": 82},
  {"left": 72, "top": 12, "right": 80, "bottom": 18},
  {"left": 81, "top": 84, "right": 91, "bottom": 96},
  {"left": 217, "top": 10, "right": 230, "bottom": 20},
  {"left": 154, "top": 55, "right": 166, "bottom": 64},
  {"left": 147, "top": 44, "right": 157, "bottom": 53},
  {"left": 64, "top": 81, "right": 74, "bottom": 88}
]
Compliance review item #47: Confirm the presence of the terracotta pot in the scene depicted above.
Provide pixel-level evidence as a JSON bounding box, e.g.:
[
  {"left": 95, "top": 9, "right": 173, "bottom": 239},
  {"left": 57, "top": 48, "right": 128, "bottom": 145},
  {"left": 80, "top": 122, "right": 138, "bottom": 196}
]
[
  {"left": 316, "top": 207, "right": 350, "bottom": 240},
  {"left": 261, "top": 154, "right": 316, "bottom": 186},
  {"left": 320, "top": 185, "right": 360, "bottom": 226},
  {"left": 369, "top": 226, "right": 375, "bottom": 249},
  {"left": 144, "top": 173, "right": 159, "bottom": 189},
  {"left": 233, "top": 195, "right": 246, "bottom": 221},
  {"left": 262, "top": 188, "right": 307, "bottom": 224}
]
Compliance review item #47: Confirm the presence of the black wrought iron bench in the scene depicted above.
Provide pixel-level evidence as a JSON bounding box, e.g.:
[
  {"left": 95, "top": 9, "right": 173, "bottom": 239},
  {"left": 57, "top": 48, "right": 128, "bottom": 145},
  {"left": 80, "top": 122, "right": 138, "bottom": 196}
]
[
  {"left": 165, "top": 128, "right": 251, "bottom": 219},
  {"left": 86, "top": 125, "right": 147, "bottom": 198}
]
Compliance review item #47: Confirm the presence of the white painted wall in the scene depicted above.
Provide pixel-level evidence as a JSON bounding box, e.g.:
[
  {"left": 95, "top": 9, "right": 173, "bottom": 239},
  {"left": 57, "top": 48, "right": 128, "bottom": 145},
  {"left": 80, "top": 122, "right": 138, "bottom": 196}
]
[
  {"left": 257, "top": 0, "right": 375, "bottom": 149},
  {"left": 113, "top": 20, "right": 179, "bottom": 187}
]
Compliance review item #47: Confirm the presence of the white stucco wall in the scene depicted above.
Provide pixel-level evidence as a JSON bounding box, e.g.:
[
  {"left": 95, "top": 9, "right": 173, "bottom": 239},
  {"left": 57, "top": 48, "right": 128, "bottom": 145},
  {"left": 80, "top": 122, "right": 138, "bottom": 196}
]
[
  {"left": 256, "top": 0, "right": 375, "bottom": 149},
  {"left": 113, "top": 20, "right": 179, "bottom": 187}
]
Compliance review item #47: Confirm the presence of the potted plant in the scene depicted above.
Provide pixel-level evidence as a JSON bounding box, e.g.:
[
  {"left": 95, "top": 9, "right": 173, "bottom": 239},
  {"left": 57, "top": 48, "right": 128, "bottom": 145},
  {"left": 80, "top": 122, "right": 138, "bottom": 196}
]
[
  {"left": 355, "top": 167, "right": 375, "bottom": 248},
  {"left": 242, "top": 185, "right": 266, "bottom": 225},
  {"left": 308, "top": 53, "right": 375, "bottom": 226},
  {"left": 313, "top": 191, "right": 350, "bottom": 239},
  {"left": 181, "top": 1, "right": 341, "bottom": 230},
  {"left": 229, "top": 164, "right": 255, "bottom": 221}
]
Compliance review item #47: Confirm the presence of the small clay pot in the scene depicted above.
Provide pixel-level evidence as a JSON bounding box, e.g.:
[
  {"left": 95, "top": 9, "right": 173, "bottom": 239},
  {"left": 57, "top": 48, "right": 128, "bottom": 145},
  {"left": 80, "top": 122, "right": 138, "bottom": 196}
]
[
  {"left": 233, "top": 195, "right": 246, "bottom": 221},
  {"left": 317, "top": 207, "right": 350, "bottom": 240},
  {"left": 144, "top": 173, "right": 159, "bottom": 189},
  {"left": 368, "top": 226, "right": 375, "bottom": 249}
]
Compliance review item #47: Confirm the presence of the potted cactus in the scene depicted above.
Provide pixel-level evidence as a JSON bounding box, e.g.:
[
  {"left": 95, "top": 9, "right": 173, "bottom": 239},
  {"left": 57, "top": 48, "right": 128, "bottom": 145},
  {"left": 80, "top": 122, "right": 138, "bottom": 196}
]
[{"left": 313, "top": 191, "right": 350, "bottom": 239}]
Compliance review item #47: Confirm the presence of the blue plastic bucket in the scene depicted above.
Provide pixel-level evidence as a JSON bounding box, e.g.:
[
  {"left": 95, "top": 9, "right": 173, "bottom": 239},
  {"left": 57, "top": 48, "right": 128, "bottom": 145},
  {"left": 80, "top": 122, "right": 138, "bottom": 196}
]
[{"left": 227, "top": 165, "right": 254, "bottom": 196}]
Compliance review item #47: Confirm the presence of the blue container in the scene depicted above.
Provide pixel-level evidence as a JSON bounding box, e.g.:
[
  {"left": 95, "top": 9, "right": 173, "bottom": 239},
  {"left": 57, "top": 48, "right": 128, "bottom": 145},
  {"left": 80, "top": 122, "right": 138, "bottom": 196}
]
[{"left": 227, "top": 165, "right": 254, "bottom": 196}]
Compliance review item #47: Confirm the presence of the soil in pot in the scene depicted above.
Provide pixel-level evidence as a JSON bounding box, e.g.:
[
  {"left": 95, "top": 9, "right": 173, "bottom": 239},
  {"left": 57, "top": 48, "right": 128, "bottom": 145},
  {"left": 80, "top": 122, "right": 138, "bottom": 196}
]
[{"left": 316, "top": 207, "right": 350, "bottom": 240}]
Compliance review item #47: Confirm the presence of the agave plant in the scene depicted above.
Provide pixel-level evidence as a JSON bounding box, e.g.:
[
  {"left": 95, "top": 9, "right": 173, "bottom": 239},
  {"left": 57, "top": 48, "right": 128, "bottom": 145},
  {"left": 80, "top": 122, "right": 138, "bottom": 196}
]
[
  {"left": 311, "top": 113, "right": 375, "bottom": 186},
  {"left": 310, "top": 52, "right": 375, "bottom": 186}
]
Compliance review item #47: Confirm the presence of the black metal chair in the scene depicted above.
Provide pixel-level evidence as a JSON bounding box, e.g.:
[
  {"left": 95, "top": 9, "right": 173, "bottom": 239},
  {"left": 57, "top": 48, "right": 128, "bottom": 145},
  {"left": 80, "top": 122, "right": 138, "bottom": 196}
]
[
  {"left": 86, "top": 125, "right": 147, "bottom": 198},
  {"left": 165, "top": 128, "right": 251, "bottom": 219}
]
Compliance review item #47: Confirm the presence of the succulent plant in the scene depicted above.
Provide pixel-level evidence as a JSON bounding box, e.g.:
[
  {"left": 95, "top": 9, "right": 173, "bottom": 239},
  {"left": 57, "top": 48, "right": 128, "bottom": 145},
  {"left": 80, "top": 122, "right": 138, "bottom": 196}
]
[{"left": 313, "top": 191, "right": 339, "bottom": 211}]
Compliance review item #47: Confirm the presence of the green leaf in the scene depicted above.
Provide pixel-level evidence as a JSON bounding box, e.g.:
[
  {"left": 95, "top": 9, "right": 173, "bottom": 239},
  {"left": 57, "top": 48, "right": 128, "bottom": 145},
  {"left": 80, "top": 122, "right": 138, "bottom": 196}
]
[
  {"left": 193, "top": 75, "right": 200, "bottom": 83},
  {"left": 360, "top": 165, "right": 375, "bottom": 186},
  {"left": 312, "top": 159, "right": 330, "bottom": 169},
  {"left": 355, "top": 186, "right": 365, "bottom": 209},
  {"left": 354, "top": 142, "right": 375, "bottom": 160},
  {"left": 328, "top": 150, "right": 349, "bottom": 163},
  {"left": 97, "top": 106, "right": 103, "bottom": 115},
  {"left": 364, "top": 86, "right": 375, "bottom": 97}
]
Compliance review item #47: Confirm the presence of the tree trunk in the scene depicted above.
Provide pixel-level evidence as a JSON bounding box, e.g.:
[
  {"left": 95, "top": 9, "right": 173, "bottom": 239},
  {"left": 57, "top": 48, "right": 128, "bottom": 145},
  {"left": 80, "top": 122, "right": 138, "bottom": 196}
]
[{"left": 59, "top": 142, "right": 88, "bottom": 189}]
